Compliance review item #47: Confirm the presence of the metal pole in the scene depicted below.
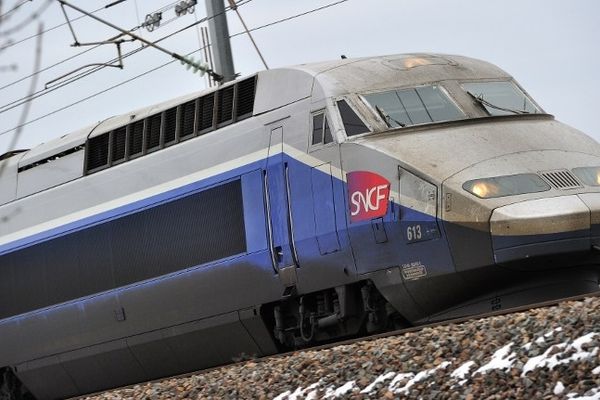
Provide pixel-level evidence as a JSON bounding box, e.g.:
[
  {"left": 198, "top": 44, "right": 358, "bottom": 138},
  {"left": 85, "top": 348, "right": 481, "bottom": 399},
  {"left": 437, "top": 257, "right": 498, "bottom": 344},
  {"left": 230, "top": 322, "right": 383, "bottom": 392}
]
[
  {"left": 59, "top": 0, "right": 223, "bottom": 81},
  {"left": 205, "top": 0, "right": 235, "bottom": 83}
]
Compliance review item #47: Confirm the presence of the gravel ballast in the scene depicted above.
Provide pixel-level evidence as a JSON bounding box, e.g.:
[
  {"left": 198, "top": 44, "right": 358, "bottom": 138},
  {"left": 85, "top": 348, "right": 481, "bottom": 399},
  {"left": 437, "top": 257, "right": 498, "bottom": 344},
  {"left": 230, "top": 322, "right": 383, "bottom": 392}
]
[{"left": 82, "top": 296, "right": 600, "bottom": 399}]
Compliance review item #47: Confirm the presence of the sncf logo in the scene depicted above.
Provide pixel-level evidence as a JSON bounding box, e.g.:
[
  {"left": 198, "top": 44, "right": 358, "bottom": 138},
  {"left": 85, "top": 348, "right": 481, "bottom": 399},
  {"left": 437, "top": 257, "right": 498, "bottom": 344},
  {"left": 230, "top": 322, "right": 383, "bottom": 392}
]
[{"left": 347, "top": 171, "right": 391, "bottom": 223}]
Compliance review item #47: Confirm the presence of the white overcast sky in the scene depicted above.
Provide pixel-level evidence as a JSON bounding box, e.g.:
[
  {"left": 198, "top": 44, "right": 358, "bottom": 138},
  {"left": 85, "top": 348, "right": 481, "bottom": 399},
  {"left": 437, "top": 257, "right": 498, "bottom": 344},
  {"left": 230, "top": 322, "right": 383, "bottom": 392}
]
[{"left": 0, "top": 0, "right": 599, "bottom": 153}]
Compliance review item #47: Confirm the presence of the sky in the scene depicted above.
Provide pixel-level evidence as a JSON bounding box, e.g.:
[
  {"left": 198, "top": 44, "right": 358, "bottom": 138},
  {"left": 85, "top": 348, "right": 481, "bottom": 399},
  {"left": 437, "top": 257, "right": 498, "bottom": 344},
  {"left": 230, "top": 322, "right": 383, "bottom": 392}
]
[{"left": 0, "top": 0, "right": 599, "bottom": 153}]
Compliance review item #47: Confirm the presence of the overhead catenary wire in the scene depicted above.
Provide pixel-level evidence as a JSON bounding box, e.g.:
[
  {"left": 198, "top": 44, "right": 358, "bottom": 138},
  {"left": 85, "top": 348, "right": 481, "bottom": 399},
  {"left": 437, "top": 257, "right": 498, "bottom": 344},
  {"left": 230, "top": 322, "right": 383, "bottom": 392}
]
[
  {"left": 229, "top": 0, "right": 350, "bottom": 39},
  {"left": 0, "top": 47, "right": 202, "bottom": 138},
  {"left": 0, "top": 43, "right": 99, "bottom": 92},
  {"left": 0, "top": 22, "right": 43, "bottom": 175},
  {"left": 0, "top": 0, "right": 240, "bottom": 94},
  {"left": 0, "top": 0, "right": 352, "bottom": 138},
  {"left": 0, "top": 4, "right": 104, "bottom": 52},
  {"left": 0, "top": 0, "right": 254, "bottom": 113},
  {"left": 0, "top": 43, "right": 143, "bottom": 114},
  {"left": 0, "top": 0, "right": 52, "bottom": 37},
  {"left": 0, "top": 0, "right": 179, "bottom": 93},
  {"left": 0, "top": 0, "right": 30, "bottom": 22},
  {"left": 0, "top": 0, "right": 178, "bottom": 52}
]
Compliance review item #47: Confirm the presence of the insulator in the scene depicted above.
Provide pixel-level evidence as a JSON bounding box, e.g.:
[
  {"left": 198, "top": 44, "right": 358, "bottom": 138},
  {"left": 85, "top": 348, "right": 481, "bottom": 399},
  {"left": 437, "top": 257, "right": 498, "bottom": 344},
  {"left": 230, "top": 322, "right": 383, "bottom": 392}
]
[{"left": 143, "top": 12, "right": 162, "bottom": 32}]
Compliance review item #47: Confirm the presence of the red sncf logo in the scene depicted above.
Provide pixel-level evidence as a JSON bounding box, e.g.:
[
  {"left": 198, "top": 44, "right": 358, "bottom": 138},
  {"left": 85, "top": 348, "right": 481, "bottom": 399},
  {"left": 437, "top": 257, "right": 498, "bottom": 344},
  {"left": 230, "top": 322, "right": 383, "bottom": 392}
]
[{"left": 347, "top": 171, "right": 391, "bottom": 223}]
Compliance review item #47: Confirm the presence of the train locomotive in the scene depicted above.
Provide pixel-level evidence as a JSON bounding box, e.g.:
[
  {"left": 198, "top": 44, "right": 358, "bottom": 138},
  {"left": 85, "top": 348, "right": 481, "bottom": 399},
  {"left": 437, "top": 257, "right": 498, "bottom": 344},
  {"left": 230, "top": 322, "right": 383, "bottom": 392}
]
[{"left": 1, "top": 53, "right": 600, "bottom": 399}]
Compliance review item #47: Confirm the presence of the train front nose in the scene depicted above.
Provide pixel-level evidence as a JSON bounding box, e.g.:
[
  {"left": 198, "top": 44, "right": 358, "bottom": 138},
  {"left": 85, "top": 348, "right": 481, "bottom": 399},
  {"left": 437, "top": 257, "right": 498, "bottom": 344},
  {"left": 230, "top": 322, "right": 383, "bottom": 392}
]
[
  {"left": 490, "top": 195, "right": 594, "bottom": 263},
  {"left": 489, "top": 193, "right": 600, "bottom": 265}
]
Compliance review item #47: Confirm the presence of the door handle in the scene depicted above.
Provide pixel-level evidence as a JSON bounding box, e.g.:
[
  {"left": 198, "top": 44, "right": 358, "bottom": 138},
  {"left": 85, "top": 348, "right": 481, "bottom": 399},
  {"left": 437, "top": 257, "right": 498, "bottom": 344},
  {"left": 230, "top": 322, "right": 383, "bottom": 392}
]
[{"left": 274, "top": 246, "right": 283, "bottom": 262}]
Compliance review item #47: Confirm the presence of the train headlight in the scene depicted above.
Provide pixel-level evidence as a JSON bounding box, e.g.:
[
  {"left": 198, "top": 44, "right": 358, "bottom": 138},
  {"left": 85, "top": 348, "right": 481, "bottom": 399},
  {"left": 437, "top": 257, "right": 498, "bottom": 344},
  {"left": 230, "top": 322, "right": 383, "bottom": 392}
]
[
  {"left": 572, "top": 167, "right": 600, "bottom": 186},
  {"left": 469, "top": 181, "right": 499, "bottom": 198},
  {"left": 463, "top": 174, "right": 550, "bottom": 199}
]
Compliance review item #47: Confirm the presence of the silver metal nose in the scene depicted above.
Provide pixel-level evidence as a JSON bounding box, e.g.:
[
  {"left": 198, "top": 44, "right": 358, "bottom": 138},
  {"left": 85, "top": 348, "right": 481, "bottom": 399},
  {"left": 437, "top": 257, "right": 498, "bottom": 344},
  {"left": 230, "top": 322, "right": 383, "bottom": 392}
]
[
  {"left": 491, "top": 196, "right": 590, "bottom": 237},
  {"left": 490, "top": 195, "right": 591, "bottom": 263}
]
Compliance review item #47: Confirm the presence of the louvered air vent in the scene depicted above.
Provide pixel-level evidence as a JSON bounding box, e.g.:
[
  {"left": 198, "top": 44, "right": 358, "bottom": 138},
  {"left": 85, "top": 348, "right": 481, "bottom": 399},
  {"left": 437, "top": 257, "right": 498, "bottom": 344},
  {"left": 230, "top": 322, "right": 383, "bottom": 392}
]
[
  {"left": 236, "top": 77, "right": 255, "bottom": 120},
  {"left": 179, "top": 100, "right": 196, "bottom": 139},
  {"left": 146, "top": 114, "right": 161, "bottom": 151},
  {"left": 129, "top": 120, "right": 144, "bottom": 157},
  {"left": 112, "top": 126, "right": 127, "bottom": 163},
  {"left": 540, "top": 169, "right": 582, "bottom": 190},
  {"left": 164, "top": 107, "right": 177, "bottom": 145},
  {"left": 199, "top": 93, "right": 215, "bottom": 132},
  {"left": 217, "top": 86, "right": 234, "bottom": 125},
  {"left": 86, "top": 134, "right": 109, "bottom": 172},
  {"left": 83, "top": 76, "right": 257, "bottom": 175}
]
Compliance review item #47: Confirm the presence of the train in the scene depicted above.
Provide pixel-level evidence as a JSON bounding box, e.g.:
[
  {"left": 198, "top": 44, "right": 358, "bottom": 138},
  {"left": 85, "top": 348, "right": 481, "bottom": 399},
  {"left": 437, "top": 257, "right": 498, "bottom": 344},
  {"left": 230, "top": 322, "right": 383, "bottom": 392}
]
[{"left": 1, "top": 53, "right": 600, "bottom": 399}]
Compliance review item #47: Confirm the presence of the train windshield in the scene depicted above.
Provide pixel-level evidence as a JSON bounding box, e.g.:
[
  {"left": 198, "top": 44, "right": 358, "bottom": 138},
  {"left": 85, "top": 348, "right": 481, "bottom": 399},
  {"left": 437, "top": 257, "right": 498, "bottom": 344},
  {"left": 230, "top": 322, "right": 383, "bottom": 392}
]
[
  {"left": 462, "top": 81, "right": 540, "bottom": 116},
  {"left": 362, "top": 85, "right": 463, "bottom": 128}
]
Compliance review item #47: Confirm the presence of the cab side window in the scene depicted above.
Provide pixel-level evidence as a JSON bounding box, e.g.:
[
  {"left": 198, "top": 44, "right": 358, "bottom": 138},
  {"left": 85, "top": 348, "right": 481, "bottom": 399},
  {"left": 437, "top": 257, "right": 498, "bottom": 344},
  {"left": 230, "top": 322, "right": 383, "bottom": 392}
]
[{"left": 311, "top": 111, "right": 333, "bottom": 146}]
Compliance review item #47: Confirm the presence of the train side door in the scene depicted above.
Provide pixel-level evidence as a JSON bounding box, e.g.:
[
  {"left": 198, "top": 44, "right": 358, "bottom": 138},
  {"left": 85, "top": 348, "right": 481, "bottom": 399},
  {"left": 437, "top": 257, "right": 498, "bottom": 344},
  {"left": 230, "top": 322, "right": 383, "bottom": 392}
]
[
  {"left": 398, "top": 167, "right": 440, "bottom": 244},
  {"left": 309, "top": 110, "right": 341, "bottom": 255},
  {"left": 265, "top": 122, "right": 299, "bottom": 294}
]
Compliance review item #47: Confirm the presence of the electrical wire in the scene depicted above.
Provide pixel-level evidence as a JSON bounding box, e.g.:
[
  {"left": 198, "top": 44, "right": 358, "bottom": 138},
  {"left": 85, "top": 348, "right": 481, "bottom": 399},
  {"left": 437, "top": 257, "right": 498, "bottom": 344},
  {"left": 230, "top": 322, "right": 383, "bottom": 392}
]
[
  {"left": 0, "top": 0, "right": 180, "bottom": 52},
  {"left": 0, "top": 45, "right": 99, "bottom": 92},
  {"left": 0, "top": 0, "right": 225, "bottom": 92},
  {"left": 0, "top": 44, "right": 144, "bottom": 114},
  {"left": 0, "top": 0, "right": 254, "bottom": 113},
  {"left": 0, "top": 47, "right": 202, "bottom": 138},
  {"left": 229, "top": 0, "right": 350, "bottom": 39},
  {"left": 0, "top": 0, "right": 30, "bottom": 21},
  {"left": 0, "top": 0, "right": 52, "bottom": 37},
  {"left": 0, "top": 5, "right": 103, "bottom": 51},
  {"left": 0, "top": 0, "right": 351, "bottom": 138},
  {"left": 0, "top": 22, "right": 42, "bottom": 174}
]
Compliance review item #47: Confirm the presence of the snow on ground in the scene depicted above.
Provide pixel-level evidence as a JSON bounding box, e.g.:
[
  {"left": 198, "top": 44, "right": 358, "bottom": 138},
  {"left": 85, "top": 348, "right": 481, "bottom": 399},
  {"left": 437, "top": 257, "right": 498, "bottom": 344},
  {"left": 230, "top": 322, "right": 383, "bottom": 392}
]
[
  {"left": 568, "top": 388, "right": 600, "bottom": 400},
  {"left": 274, "top": 330, "right": 600, "bottom": 399}
]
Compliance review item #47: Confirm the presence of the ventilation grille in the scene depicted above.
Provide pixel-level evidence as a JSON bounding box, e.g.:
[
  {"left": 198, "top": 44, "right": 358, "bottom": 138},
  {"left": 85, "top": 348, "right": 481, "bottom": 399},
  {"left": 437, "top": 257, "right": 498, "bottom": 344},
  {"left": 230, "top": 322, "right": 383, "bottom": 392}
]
[
  {"left": 179, "top": 100, "right": 196, "bottom": 139},
  {"left": 236, "top": 77, "right": 256, "bottom": 119},
  {"left": 540, "top": 169, "right": 582, "bottom": 190},
  {"left": 86, "top": 134, "right": 109, "bottom": 171},
  {"left": 83, "top": 76, "right": 257, "bottom": 175},
  {"left": 112, "top": 127, "right": 127, "bottom": 163},
  {"left": 199, "top": 93, "right": 215, "bottom": 132},
  {"left": 217, "top": 86, "right": 234, "bottom": 125},
  {"left": 129, "top": 120, "right": 144, "bottom": 157},
  {"left": 146, "top": 114, "right": 161, "bottom": 151},
  {"left": 164, "top": 107, "right": 177, "bottom": 145}
]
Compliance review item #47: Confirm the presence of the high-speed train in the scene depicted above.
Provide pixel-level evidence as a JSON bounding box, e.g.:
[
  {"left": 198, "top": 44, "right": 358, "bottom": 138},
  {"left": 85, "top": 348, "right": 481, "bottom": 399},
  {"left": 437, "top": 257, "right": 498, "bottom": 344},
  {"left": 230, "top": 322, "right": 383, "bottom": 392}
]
[{"left": 1, "top": 53, "right": 600, "bottom": 399}]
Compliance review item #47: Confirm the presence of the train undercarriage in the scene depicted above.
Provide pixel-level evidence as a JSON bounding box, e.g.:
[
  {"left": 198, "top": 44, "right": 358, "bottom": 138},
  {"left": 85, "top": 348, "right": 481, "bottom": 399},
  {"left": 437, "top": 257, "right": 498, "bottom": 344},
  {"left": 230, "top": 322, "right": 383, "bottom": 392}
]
[{"left": 266, "top": 282, "right": 407, "bottom": 349}]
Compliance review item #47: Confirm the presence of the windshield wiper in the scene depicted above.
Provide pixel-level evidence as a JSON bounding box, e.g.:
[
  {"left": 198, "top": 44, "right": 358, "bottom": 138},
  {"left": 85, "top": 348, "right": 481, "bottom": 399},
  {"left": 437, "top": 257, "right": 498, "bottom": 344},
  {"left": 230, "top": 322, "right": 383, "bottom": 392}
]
[
  {"left": 467, "top": 91, "right": 530, "bottom": 115},
  {"left": 375, "top": 105, "right": 406, "bottom": 127}
]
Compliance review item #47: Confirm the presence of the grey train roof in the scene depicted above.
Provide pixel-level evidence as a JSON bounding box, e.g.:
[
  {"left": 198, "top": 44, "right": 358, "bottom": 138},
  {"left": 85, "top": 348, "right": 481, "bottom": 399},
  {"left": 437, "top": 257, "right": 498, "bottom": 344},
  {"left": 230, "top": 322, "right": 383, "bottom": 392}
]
[{"left": 4, "top": 53, "right": 510, "bottom": 167}]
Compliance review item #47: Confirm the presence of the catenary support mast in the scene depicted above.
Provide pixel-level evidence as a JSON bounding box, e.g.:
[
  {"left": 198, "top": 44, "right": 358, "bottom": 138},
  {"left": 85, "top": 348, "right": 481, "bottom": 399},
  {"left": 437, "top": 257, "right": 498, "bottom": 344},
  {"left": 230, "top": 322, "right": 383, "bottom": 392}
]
[{"left": 205, "top": 0, "right": 235, "bottom": 83}]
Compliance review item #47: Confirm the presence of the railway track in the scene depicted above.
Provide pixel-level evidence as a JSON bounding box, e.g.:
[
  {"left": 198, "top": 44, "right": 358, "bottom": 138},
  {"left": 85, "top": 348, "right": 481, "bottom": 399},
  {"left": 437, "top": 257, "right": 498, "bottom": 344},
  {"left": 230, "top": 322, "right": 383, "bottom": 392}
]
[{"left": 73, "top": 291, "right": 600, "bottom": 399}]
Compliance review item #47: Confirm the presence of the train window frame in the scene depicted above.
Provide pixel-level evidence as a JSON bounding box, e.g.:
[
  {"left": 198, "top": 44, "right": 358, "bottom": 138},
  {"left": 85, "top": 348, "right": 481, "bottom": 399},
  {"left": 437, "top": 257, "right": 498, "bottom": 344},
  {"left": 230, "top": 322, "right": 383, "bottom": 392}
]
[
  {"left": 310, "top": 110, "right": 336, "bottom": 149},
  {"left": 335, "top": 99, "right": 371, "bottom": 138},
  {"left": 459, "top": 79, "right": 542, "bottom": 116},
  {"left": 360, "top": 84, "right": 464, "bottom": 129}
]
